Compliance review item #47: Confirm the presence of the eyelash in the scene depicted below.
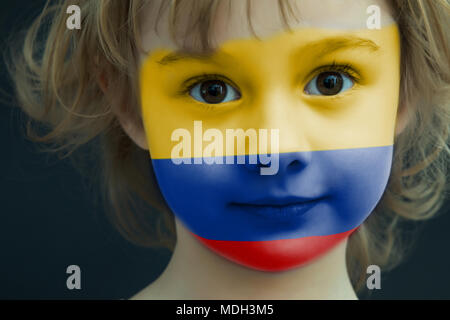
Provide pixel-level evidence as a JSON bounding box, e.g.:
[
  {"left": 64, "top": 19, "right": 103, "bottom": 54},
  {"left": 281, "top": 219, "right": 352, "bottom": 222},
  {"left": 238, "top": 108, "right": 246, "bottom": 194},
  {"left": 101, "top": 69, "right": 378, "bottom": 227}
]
[
  {"left": 177, "top": 73, "right": 237, "bottom": 97},
  {"left": 309, "top": 61, "right": 361, "bottom": 84},
  {"left": 176, "top": 62, "right": 361, "bottom": 99}
]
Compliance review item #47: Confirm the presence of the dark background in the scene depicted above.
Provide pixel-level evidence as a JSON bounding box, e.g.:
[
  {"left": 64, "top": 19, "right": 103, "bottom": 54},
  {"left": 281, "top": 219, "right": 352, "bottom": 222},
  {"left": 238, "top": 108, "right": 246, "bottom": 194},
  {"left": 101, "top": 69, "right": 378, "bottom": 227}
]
[{"left": 0, "top": 1, "right": 449, "bottom": 300}]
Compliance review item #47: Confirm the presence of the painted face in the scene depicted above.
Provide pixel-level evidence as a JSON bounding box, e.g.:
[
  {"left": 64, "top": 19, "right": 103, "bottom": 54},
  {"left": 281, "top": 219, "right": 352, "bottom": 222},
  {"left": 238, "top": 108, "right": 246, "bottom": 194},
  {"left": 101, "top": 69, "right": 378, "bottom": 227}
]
[{"left": 139, "top": 14, "right": 400, "bottom": 271}]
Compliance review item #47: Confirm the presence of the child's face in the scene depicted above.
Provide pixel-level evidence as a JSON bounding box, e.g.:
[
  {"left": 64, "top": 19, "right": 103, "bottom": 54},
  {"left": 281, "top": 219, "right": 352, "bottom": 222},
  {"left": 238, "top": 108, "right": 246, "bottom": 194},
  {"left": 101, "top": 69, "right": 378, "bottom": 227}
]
[{"left": 137, "top": 0, "right": 400, "bottom": 271}]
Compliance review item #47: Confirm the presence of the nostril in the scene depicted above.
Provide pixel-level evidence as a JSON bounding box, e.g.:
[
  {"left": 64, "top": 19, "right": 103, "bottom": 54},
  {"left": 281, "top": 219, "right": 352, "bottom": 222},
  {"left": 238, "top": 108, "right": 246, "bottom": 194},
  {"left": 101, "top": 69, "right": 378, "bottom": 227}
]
[{"left": 288, "top": 159, "right": 303, "bottom": 169}]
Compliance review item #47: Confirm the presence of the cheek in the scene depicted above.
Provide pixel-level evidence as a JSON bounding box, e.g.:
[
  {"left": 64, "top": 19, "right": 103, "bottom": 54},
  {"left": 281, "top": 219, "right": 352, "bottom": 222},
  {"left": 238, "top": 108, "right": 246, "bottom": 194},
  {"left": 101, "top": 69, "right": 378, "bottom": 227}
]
[{"left": 321, "top": 146, "right": 393, "bottom": 232}]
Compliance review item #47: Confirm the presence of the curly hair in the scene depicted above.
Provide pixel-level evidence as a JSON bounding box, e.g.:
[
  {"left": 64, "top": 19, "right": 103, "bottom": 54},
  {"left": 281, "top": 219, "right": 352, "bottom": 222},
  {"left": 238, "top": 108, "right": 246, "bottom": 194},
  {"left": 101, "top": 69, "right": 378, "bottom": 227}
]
[{"left": 6, "top": 0, "right": 450, "bottom": 292}]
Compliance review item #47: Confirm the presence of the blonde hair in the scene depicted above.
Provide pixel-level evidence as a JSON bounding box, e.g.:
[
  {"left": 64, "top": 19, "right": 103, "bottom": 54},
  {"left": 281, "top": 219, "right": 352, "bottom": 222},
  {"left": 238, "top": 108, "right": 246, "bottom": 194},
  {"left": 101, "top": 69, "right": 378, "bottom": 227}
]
[{"left": 6, "top": 0, "right": 450, "bottom": 292}]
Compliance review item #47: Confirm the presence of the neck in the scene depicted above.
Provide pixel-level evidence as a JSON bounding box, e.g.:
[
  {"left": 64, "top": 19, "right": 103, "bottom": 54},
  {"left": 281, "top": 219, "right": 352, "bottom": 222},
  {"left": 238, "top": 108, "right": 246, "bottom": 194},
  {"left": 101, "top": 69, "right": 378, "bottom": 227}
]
[{"left": 133, "top": 219, "right": 358, "bottom": 300}]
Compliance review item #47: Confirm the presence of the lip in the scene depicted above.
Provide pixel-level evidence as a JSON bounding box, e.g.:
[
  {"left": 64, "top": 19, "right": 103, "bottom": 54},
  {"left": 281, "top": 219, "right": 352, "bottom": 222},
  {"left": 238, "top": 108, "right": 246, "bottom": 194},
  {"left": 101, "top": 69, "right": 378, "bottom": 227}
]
[{"left": 229, "top": 196, "right": 326, "bottom": 221}]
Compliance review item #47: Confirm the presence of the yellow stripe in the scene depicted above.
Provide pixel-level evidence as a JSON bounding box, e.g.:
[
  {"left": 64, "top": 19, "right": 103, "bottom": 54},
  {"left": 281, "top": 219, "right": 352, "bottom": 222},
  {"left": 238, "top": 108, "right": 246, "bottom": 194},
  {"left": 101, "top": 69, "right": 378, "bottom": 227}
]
[{"left": 140, "top": 25, "right": 400, "bottom": 159}]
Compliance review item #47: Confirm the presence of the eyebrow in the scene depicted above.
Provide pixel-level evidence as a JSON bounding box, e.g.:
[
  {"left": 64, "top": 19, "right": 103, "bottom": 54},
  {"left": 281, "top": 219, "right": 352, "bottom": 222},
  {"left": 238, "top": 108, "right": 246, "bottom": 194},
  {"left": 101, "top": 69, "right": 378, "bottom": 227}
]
[
  {"left": 302, "top": 37, "right": 380, "bottom": 58},
  {"left": 156, "top": 36, "right": 380, "bottom": 66},
  {"left": 157, "top": 51, "right": 225, "bottom": 66}
]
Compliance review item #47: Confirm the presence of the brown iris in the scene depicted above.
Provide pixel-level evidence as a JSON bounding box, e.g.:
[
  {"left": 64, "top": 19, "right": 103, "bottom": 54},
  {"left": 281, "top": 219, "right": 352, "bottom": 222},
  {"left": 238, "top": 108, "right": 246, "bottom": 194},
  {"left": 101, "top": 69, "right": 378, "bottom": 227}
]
[
  {"left": 316, "top": 72, "right": 344, "bottom": 95},
  {"left": 200, "top": 80, "right": 227, "bottom": 104}
]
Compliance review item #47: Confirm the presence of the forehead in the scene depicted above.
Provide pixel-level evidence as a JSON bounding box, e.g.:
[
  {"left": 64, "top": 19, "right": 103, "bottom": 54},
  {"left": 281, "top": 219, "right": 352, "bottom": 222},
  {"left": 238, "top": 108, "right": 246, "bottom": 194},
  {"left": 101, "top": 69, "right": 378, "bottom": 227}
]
[{"left": 139, "top": 0, "right": 395, "bottom": 55}]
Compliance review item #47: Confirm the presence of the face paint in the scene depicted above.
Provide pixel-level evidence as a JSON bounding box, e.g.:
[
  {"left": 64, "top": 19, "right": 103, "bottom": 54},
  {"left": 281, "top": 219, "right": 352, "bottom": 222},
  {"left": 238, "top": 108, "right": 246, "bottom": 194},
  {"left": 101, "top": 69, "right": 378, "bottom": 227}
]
[{"left": 139, "top": 24, "right": 401, "bottom": 272}]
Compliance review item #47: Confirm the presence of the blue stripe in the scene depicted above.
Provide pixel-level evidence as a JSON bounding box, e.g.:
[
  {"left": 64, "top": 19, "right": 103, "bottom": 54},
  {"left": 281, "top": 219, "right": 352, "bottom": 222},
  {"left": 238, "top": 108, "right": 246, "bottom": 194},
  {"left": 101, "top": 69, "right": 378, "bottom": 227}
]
[{"left": 151, "top": 145, "right": 393, "bottom": 241}]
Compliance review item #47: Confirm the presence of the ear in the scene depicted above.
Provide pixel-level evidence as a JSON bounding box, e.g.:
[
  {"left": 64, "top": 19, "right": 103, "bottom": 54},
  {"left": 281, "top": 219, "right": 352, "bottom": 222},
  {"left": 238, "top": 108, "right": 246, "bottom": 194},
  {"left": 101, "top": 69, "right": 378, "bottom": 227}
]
[
  {"left": 98, "top": 72, "right": 149, "bottom": 150},
  {"left": 395, "top": 101, "right": 409, "bottom": 136},
  {"left": 116, "top": 110, "right": 149, "bottom": 150}
]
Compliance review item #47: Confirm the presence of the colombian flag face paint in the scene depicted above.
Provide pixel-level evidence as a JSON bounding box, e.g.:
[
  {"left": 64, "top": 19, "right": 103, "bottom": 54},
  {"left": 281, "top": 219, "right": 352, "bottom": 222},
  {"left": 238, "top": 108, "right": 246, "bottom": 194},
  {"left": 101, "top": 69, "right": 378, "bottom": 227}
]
[{"left": 140, "top": 24, "right": 401, "bottom": 272}]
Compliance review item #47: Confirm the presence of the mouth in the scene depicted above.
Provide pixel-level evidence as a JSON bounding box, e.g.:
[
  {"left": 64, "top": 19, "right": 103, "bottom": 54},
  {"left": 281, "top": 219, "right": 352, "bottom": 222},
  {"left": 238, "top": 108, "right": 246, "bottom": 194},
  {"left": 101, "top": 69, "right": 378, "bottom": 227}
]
[{"left": 229, "top": 196, "right": 327, "bottom": 221}]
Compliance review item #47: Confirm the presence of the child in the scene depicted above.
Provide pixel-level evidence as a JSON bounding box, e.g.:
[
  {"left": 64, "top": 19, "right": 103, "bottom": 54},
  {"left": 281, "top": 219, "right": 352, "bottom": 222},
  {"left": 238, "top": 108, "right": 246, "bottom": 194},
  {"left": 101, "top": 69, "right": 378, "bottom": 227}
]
[{"left": 8, "top": 0, "right": 450, "bottom": 299}]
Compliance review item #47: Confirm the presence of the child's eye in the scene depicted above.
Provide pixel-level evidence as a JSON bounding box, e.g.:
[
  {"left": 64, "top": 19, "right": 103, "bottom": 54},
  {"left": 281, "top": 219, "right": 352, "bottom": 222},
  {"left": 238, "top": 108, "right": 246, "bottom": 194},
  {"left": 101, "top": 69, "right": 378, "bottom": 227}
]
[
  {"left": 189, "top": 79, "right": 241, "bottom": 104},
  {"left": 304, "top": 71, "right": 354, "bottom": 96}
]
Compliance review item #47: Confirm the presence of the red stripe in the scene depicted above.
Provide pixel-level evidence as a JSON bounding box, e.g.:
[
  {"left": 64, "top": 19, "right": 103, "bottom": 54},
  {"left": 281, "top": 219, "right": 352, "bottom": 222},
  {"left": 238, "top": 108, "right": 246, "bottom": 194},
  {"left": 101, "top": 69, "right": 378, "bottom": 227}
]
[{"left": 191, "top": 228, "right": 358, "bottom": 272}]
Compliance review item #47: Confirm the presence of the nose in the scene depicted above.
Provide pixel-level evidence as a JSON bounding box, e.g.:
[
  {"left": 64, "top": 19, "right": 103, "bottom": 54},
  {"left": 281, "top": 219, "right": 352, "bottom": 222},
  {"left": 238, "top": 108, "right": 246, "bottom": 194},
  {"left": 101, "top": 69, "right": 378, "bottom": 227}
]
[
  {"left": 244, "top": 148, "right": 312, "bottom": 176},
  {"left": 278, "top": 150, "right": 313, "bottom": 175},
  {"left": 243, "top": 85, "right": 313, "bottom": 176}
]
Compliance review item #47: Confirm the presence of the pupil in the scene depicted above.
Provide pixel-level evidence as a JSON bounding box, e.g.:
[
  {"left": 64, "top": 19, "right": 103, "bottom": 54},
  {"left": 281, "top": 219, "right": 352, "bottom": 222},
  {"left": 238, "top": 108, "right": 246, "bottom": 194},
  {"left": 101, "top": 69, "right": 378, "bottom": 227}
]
[
  {"left": 200, "top": 80, "right": 227, "bottom": 103},
  {"left": 317, "top": 72, "right": 343, "bottom": 95}
]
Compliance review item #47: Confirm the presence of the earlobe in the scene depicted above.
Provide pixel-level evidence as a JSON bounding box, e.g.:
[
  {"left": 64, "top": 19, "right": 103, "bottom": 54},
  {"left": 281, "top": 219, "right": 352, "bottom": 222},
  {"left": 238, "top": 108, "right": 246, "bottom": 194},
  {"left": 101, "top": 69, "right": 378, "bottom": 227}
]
[
  {"left": 117, "top": 113, "right": 149, "bottom": 150},
  {"left": 96, "top": 70, "right": 149, "bottom": 151}
]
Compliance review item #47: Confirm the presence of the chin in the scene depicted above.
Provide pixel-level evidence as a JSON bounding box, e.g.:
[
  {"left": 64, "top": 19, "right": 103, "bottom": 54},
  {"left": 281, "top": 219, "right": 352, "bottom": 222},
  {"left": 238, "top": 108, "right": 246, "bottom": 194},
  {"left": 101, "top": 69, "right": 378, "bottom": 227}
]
[{"left": 191, "top": 227, "right": 356, "bottom": 272}]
